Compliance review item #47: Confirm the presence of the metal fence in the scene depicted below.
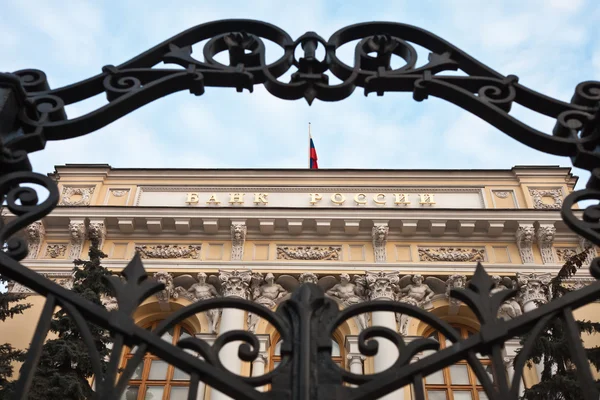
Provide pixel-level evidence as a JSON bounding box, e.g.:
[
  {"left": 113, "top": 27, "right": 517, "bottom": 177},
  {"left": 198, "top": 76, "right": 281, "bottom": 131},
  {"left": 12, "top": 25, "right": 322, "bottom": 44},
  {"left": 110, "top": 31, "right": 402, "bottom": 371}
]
[{"left": 0, "top": 19, "right": 599, "bottom": 400}]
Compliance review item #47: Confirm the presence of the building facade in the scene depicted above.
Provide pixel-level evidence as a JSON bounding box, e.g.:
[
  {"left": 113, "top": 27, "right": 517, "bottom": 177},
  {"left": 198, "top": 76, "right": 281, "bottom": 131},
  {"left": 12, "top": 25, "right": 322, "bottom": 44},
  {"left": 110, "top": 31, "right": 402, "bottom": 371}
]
[{"left": 4, "top": 165, "right": 599, "bottom": 400}]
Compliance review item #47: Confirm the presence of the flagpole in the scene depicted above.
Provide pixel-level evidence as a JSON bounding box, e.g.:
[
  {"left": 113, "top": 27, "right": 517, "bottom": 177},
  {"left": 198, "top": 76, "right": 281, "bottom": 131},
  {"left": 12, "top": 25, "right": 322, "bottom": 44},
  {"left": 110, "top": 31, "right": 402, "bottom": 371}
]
[{"left": 308, "top": 122, "right": 311, "bottom": 169}]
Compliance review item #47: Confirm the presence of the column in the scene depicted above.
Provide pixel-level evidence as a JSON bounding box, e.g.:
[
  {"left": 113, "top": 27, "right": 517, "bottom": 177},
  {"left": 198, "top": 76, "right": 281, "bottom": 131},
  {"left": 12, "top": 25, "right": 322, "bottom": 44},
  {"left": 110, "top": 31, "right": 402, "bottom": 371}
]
[
  {"left": 195, "top": 334, "right": 216, "bottom": 400},
  {"left": 366, "top": 271, "right": 403, "bottom": 400},
  {"left": 251, "top": 334, "right": 270, "bottom": 392},
  {"left": 212, "top": 270, "right": 252, "bottom": 400},
  {"left": 504, "top": 339, "right": 525, "bottom": 396},
  {"left": 345, "top": 335, "right": 365, "bottom": 378}
]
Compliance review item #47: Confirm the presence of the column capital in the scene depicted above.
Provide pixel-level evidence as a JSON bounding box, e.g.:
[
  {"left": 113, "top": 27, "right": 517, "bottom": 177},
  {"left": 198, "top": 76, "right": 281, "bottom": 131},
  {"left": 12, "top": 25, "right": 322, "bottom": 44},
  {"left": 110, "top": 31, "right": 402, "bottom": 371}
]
[
  {"left": 366, "top": 271, "right": 398, "bottom": 300},
  {"left": 517, "top": 272, "right": 551, "bottom": 308},
  {"left": 219, "top": 269, "right": 252, "bottom": 299}
]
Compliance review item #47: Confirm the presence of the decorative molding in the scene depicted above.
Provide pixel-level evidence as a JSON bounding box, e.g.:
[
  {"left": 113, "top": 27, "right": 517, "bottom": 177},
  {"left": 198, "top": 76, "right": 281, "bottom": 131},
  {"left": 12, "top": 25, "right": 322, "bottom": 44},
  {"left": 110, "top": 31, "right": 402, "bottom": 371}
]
[
  {"left": 25, "top": 221, "right": 45, "bottom": 259},
  {"left": 365, "top": 271, "right": 399, "bottom": 301},
  {"left": 45, "top": 244, "right": 67, "bottom": 259},
  {"left": 528, "top": 188, "right": 563, "bottom": 210},
  {"left": 219, "top": 269, "right": 252, "bottom": 299},
  {"left": 517, "top": 272, "right": 552, "bottom": 308},
  {"left": 516, "top": 224, "right": 535, "bottom": 264},
  {"left": 110, "top": 189, "right": 128, "bottom": 197},
  {"left": 579, "top": 238, "right": 598, "bottom": 265},
  {"left": 59, "top": 186, "right": 95, "bottom": 206},
  {"left": 135, "top": 244, "right": 201, "bottom": 259},
  {"left": 231, "top": 223, "right": 247, "bottom": 261},
  {"left": 556, "top": 247, "right": 578, "bottom": 263},
  {"left": 494, "top": 191, "right": 510, "bottom": 199},
  {"left": 372, "top": 225, "right": 389, "bottom": 263},
  {"left": 68, "top": 220, "right": 86, "bottom": 259},
  {"left": 8, "top": 273, "right": 73, "bottom": 294},
  {"left": 276, "top": 245, "right": 341, "bottom": 261},
  {"left": 418, "top": 247, "right": 485, "bottom": 262},
  {"left": 536, "top": 225, "right": 556, "bottom": 264}
]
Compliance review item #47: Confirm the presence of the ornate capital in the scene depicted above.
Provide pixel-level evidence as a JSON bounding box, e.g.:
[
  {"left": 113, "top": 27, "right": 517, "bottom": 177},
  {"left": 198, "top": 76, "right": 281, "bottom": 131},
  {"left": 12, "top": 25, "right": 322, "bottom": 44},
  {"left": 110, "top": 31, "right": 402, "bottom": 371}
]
[
  {"left": 365, "top": 271, "right": 398, "bottom": 301},
  {"left": 231, "top": 223, "right": 247, "bottom": 261},
  {"left": 372, "top": 225, "right": 389, "bottom": 263},
  {"left": 25, "top": 221, "right": 45, "bottom": 259},
  {"left": 219, "top": 269, "right": 252, "bottom": 299},
  {"left": 536, "top": 224, "right": 556, "bottom": 264},
  {"left": 517, "top": 272, "right": 551, "bottom": 308},
  {"left": 516, "top": 224, "right": 535, "bottom": 264}
]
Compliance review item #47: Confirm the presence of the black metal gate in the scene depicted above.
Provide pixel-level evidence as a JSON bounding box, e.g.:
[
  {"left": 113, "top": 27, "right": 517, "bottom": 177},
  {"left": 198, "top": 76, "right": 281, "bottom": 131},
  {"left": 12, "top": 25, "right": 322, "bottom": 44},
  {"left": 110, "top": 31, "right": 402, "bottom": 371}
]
[{"left": 0, "top": 20, "right": 599, "bottom": 400}]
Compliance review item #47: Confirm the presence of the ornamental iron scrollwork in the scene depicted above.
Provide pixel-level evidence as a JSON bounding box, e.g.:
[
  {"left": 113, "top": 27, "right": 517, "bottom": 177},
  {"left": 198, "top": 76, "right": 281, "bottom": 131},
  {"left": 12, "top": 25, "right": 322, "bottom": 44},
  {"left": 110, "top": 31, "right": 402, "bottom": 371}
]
[{"left": 1, "top": 19, "right": 600, "bottom": 400}]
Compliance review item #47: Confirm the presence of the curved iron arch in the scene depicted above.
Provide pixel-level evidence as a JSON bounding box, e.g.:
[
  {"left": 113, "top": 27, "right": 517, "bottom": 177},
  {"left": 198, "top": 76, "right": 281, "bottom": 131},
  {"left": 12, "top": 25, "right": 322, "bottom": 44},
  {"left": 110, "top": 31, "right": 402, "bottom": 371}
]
[{"left": 0, "top": 19, "right": 599, "bottom": 400}]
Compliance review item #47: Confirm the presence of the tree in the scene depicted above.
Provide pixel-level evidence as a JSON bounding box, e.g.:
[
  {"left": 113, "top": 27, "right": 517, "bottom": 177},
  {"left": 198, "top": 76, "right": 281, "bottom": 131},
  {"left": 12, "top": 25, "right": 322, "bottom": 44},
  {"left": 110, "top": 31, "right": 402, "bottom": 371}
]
[
  {"left": 0, "top": 275, "right": 31, "bottom": 398},
  {"left": 520, "top": 247, "right": 600, "bottom": 400},
  {"left": 28, "top": 239, "right": 113, "bottom": 400}
]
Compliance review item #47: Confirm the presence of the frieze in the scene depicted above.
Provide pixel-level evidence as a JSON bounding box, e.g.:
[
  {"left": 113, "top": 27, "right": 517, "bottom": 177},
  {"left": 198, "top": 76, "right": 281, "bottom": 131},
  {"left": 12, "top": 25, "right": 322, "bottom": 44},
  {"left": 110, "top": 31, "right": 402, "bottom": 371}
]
[
  {"left": 529, "top": 188, "right": 563, "bottom": 210},
  {"left": 556, "top": 247, "right": 578, "bottom": 263},
  {"left": 418, "top": 247, "right": 485, "bottom": 262},
  {"left": 8, "top": 273, "right": 73, "bottom": 294},
  {"left": 135, "top": 244, "right": 201, "bottom": 259},
  {"left": 276, "top": 245, "right": 341, "bottom": 261},
  {"left": 45, "top": 244, "right": 67, "bottom": 259},
  {"left": 59, "top": 186, "right": 95, "bottom": 206}
]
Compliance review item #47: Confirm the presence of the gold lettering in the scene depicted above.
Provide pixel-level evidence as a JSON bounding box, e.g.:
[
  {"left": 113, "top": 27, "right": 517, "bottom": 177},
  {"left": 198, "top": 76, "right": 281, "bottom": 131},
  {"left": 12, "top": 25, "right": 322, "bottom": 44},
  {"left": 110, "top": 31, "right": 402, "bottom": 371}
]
[
  {"left": 394, "top": 193, "right": 410, "bottom": 206},
  {"left": 253, "top": 193, "right": 269, "bottom": 205},
  {"left": 354, "top": 193, "right": 367, "bottom": 205},
  {"left": 206, "top": 194, "right": 221, "bottom": 205},
  {"left": 331, "top": 193, "right": 346, "bottom": 205},
  {"left": 419, "top": 193, "right": 436, "bottom": 205},
  {"left": 373, "top": 193, "right": 386, "bottom": 205},
  {"left": 309, "top": 193, "right": 323, "bottom": 205},
  {"left": 185, "top": 193, "right": 199, "bottom": 204},
  {"left": 229, "top": 193, "right": 245, "bottom": 205}
]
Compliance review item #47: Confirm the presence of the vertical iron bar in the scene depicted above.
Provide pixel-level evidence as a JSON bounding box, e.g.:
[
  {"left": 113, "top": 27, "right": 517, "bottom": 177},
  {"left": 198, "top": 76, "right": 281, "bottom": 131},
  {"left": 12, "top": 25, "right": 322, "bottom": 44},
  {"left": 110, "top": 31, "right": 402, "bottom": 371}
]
[{"left": 412, "top": 374, "right": 425, "bottom": 400}]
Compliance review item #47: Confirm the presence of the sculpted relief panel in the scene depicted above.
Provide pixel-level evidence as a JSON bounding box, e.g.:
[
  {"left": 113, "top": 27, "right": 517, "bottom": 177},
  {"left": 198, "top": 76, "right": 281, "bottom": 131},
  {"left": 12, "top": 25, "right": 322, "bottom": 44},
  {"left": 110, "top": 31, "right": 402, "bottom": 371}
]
[
  {"left": 276, "top": 245, "right": 341, "bottom": 260},
  {"left": 528, "top": 188, "right": 563, "bottom": 210},
  {"left": 59, "top": 186, "right": 95, "bottom": 206},
  {"left": 135, "top": 244, "right": 202, "bottom": 259},
  {"left": 418, "top": 247, "right": 486, "bottom": 262}
]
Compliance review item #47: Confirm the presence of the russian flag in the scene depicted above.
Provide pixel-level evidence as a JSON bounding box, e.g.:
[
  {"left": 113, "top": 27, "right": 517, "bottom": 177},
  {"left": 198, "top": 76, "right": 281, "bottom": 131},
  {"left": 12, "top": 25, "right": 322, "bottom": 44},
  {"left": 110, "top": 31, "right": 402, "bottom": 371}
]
[{"left": 309, "top": 134, "right": 318, "bottom": 169}]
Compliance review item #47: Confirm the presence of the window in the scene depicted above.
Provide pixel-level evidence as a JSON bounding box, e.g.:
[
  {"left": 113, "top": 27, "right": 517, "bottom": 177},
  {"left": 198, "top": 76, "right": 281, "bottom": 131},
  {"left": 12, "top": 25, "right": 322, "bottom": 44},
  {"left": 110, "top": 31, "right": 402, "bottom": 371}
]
[
  {"left": 423, "top": 326, "right": 492, "bottom": 400},
  {"left": 121, "top": 322, "right": 192, "bottom": 400},
  {"left": 271, "top": 338, "right": 343, "bottom": 370}
]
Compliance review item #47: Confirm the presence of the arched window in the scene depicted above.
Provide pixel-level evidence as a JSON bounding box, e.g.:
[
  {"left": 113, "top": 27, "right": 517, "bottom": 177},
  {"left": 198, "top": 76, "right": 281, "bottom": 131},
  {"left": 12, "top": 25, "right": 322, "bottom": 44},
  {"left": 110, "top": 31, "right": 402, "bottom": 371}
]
[
  {"left": 121, "top": 322, "right": 192, "bottom": 400},
  {"left": 423, "top": 326, "right": 492, "bottom": 400},
  {"left": 271, "top": 338, "right": 343, "bottom": 370}
]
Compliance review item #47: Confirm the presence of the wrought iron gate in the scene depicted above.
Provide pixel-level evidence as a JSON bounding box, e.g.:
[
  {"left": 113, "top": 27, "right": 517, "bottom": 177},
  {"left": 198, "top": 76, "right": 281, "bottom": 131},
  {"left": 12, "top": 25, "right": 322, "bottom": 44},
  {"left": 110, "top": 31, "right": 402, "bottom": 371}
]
[{"left": 0, "top": 19, "right": 599, "bottom": 400}]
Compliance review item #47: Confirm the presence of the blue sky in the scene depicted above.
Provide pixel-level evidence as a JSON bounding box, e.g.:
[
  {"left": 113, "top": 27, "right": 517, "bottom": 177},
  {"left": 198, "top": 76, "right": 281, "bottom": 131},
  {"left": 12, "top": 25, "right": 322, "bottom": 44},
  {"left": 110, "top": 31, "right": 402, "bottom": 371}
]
[{"left": 1, "top": 0, "right": 599, "bottom": 188}]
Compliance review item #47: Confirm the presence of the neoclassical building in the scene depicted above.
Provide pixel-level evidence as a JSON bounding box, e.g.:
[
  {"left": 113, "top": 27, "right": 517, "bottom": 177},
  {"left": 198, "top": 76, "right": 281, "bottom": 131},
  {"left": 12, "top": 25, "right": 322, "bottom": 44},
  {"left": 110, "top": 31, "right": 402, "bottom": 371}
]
[{"left": 4, "top": 164, "right": 599, "bottom": 400}]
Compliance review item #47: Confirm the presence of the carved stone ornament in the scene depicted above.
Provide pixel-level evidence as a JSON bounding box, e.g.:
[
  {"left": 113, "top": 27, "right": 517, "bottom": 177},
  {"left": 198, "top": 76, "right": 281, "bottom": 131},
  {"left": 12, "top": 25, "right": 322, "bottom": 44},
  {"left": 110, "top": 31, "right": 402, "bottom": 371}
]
[
  {"left": 219, "top": 270, "right": 252, "bottom": 299},
  {"left": 446, "top": 274, "right": 467, "bottom": 307},
  {"left": 59, "top": 186, "right": 95, "bottom": 206},
  {"left": 276, "top": 245, "right": 341, "bottom": 260},
  {"left": 556, "top": 247, "right": 578, "bottom": 263},
  {"left": 298, "top": 272, "right": 318, "bottom": 284},
  {"left": 248, "top": 272, "right": 288, "bottom": 332},
  {"left": 494, "top": 191, "right": 510, "bottom": 199},
  {"left": 25, "top": 221, "right": 45, "bottom": 259},
  {"left": 110, "top": 189, "right": 128, "bottom": 197},
  {"left": 516, "top": 225, "right": 535, "bottom": 264},
  {"left": 231, "top": 223, "right": 247, "bottom": 261},
  {"left": 326, "top": 274, "right": 368, "bottom": 330},
  {"left": 181, "top": 272, "right": 221, "bottom": 333},
  {"left": 579, "top": 238, "right": 598, "bottom": 265},
  {"left": 8, "top": 273, "right": 73, "bottom": 294},
  {"left": 536, "top": 225, "right": 556, "bottom": 264},
  {"left": 102, "top": 295, "right": 119, "bottom": 311},
  {"left": 372, "top": 225, "right": 389, "bottom": 263},
  {"left": 491, "top": 276, "right": 522, "bottom": 320},
  {"left": 135, "top": 244, "right": 201, "bottom": 259},
  {"left": 365, "top": 271, "right": 399, "bottom": 301},
  {"left": 68, "top": 221, "right": 86, "bottom": 259},
  {"left": 88, "top": 221, "right": 107, "bottom": 242},
  {"left": 517, "top": 272, "right": 552, "bottom": 308},
  {"left": 418, "top": 247, "right": 485, "bottom": 262},
  {"left": 153, "top": 271, "right": 176, "bottom": 303},
  {"left": 45, "top": 244, "right": 67, "bottom": 259},
  {"left": 529, "top": 188, "right": 563, "bottom": 210}
]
